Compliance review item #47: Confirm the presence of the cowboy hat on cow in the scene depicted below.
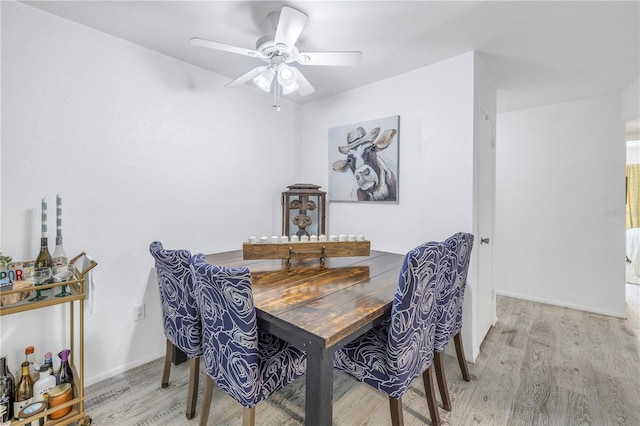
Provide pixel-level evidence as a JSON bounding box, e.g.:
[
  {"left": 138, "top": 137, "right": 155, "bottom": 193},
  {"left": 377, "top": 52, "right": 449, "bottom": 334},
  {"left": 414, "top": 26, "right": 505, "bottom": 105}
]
[{"left": 338, "top": 127, "right": 381, "bottom": 154}]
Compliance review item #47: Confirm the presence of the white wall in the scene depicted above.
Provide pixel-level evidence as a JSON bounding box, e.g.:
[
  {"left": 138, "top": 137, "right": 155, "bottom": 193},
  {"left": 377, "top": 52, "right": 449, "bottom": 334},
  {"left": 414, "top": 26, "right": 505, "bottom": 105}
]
[
  {"left": 495, "top": 95, "right": 626, "bottom": 317},
  {"left": 297, "top": 52, "right": 491, "bottom": 360},
  {"left": 0, "top": 2, "right": 297, "bottom": 383},
  {"left": 298, "top": 53, "right": 475, "bottom": 251},
  {"left": 621, "top": 78, "right": 639, "bottom": 121}
]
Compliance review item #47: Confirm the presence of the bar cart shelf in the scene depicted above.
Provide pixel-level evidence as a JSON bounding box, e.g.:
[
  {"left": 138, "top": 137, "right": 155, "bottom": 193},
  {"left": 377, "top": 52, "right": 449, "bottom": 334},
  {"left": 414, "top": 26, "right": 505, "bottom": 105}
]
[{"left": 0, "top": 252, "right": 97, "bottom": 426}]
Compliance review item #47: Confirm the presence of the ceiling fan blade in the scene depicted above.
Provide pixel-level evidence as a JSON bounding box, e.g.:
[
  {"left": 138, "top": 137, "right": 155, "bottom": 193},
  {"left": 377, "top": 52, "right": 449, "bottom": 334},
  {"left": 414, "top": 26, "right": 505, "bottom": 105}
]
[
  {"left": 274, "top": 6, "right": 308, "bottom": 49},
  {"left": 225, "top": 66, "right": 267, "bottom": 88},
  {"left": 190, "top": 37, "right": 260, "bottom": 58},
  {"left": 293, "top": 68, "right": 315, "bottom": 96},
  {"left": 297, "top": 51, "right": 363, "bottom": 67}
]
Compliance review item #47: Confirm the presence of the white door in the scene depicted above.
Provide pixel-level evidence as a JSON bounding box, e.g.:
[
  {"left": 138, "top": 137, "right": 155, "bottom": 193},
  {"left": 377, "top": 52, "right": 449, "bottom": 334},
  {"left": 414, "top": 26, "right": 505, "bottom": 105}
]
[{"left": 477, "top": 108, "right": 495, "bottom": 340}]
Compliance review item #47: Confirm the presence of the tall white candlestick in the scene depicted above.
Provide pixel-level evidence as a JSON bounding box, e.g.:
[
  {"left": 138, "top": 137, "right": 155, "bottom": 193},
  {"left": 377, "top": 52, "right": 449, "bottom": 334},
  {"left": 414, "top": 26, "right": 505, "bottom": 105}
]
[
  {"left": 41, "top": 197, "right": 47, "bottom": 237},
  {"left": 56, "top": 194, "right": 62, "bottom": 238}
]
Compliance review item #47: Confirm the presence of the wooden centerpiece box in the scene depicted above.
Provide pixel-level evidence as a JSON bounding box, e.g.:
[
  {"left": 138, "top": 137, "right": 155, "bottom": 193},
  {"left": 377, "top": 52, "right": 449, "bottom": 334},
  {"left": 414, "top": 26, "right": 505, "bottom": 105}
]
[{"left": 243, "top": 240, "right": 370, "bottom": 267}]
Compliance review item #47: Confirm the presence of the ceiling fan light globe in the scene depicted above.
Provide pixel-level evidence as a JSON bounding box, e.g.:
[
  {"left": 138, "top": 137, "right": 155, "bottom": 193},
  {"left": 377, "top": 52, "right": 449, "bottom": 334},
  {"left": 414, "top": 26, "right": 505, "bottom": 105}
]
[
  {"left": 277, "top": 64, "right": 297, "bottom": 86},
  {"left": 282, "top": 81, "right": 300, "bottom": 95},
  {"left": 253, "top": 68, "right": 275, "bottom": 92}
]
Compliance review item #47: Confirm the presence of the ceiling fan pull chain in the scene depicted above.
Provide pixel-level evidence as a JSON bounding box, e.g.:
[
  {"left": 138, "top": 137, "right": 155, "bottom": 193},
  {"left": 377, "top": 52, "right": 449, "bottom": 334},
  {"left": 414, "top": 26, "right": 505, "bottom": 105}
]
[{"left": 273, "top": 77, "right": 281, "bottom": 112}]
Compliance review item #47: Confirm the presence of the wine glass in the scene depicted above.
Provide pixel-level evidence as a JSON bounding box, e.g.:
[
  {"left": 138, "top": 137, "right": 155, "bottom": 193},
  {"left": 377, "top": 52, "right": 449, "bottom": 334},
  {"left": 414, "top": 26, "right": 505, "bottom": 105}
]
[
  {"left": 29, "top": 267, "right": 51, "bottom": 301},
  {"left": 54, "top": 264, "right": 72, "bottom": 297}
]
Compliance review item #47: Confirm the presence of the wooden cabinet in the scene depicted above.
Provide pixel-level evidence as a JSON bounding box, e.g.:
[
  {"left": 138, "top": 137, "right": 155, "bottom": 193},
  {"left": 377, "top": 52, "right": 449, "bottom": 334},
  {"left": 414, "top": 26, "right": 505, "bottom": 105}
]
[{"left": 0, "top": 252, "right": 96, "bottom": 426}]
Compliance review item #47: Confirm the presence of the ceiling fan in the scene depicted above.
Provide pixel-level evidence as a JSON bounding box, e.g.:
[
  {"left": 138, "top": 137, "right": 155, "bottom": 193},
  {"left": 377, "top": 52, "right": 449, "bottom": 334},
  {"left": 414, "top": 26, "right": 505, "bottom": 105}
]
[{"left": 190, "top": 6, "right": 362, "bottom": 109}]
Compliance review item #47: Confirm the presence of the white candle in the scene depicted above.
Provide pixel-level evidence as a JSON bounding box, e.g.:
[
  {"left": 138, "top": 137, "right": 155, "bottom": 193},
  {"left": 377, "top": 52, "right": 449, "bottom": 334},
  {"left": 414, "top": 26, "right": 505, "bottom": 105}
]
[
  {"left": 41, "top": 198, "right": 47, "bottom": 237},
  {"left": 56, "top": 194, "right": 62, "bottom": 238},
  {"left": 290, "top": 235, "right": 299, "bottom": 243}
]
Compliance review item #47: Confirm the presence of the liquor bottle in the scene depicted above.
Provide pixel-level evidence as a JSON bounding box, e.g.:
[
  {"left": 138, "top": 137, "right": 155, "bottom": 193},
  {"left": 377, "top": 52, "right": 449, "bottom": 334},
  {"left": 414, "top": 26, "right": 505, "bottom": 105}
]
[
  {"left": 13, "top": 362, "right": 33, "bottom": 419},
  {"left": 43, "top": 352, "right": 53, "bottom": 375},
  {"left": 25, "top": 346, "right": 40, "bottom": 383},
  {"left": 0, "top": 355, "right": 15, "bottom": 422},
  {"left": 33, "top": 364, "right": 56, "bottom": 402},
  {"left": 52, "top": 194, "right": 69, "bottom": 280},
  {"left": 55, "top": 350, "right": 73, "bottom": 386}
]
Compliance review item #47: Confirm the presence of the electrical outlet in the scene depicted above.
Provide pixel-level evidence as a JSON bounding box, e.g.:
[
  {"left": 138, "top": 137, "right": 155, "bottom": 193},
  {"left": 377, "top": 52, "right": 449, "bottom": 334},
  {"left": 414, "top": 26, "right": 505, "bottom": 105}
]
[{"left": 134, "top": 303, "right": 145, "bottom": 321}]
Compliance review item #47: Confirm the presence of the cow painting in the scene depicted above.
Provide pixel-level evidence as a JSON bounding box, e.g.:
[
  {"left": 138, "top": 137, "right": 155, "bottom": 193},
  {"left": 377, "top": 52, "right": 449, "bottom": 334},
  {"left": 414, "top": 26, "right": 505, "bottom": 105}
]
[{"left": 331, "top": 126, "right": 398, "bottom": 202}]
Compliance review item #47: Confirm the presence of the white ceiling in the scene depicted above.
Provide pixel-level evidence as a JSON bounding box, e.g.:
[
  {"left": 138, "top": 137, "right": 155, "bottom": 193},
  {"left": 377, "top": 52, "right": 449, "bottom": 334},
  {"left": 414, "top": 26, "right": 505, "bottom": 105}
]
[{"left": 20, "top": 1, "right": 640, "bottom": 113}]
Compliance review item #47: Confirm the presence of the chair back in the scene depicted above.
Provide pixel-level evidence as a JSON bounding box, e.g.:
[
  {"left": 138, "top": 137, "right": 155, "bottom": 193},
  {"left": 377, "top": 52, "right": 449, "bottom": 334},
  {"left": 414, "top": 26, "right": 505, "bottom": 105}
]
[
  {"left": 149, "top": 241, "right": 202, "bottom": 358},
  {"left": 191, "top": 256, "right": 260, "bottom": 407},
  {"left": 386, "top": 241, "right": 446, "bottom": 394},
  {"left": 434, "top": 233, "right": 474, "bottom": 352}
]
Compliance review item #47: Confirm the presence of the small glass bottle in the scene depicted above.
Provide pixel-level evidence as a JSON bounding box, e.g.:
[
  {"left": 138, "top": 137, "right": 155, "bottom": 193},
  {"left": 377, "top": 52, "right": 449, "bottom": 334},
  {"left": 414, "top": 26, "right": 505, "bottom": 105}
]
[
  {"left": 0, "top": 355, "right": 15, "bottom": 422},
  {"left": 55, "top": 349, "right": 73, "bottom": 386},
  {"left": 13, "top": 362, "right": 33, "bottom": 419},
  {"left": 43, "top": 352, "right": 54, "bottom": 376}
]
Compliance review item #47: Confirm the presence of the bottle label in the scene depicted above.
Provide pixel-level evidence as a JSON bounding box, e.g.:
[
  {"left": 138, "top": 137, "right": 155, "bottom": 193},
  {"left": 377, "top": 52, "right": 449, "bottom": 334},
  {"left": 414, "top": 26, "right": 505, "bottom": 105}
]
[
  {"left": 13, "top": 397, "right": 32, "bottom": 420},
  {"left": 54, "top": 257, "right": 68, "bottom": 268}
]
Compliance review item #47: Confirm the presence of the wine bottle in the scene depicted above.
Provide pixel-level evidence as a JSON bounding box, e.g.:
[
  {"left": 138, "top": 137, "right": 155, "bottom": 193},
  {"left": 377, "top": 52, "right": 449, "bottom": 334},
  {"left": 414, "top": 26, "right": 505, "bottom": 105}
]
[
  {"left": 24, "top": 346, "right": 39, "bottom": 383},
  {"left": 55, "top": 350, "right": 73, "bottom": 386},
  {"left": 34, "top": 237, "right": 53, "bottom": 284},
  {"left": 13, "top": 362, "right": 33, "bottom": 420},
  {"left": 52, "top": 194, "right": 69, "bottom": 280},
  {"left": 0, "top": 355, "right": 15, "bottom": 422},
  {"left": 35, "top": 197, "right": 53, "bottom": 285}
]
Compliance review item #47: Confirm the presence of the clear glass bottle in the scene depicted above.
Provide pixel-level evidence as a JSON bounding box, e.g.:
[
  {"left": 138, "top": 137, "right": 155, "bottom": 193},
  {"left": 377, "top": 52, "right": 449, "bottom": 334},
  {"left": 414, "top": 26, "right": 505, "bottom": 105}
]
[
  {"left": 52, "top": 194, "right": 69, "bottom": 279},
  {"left": 13, "top": 362, "right": 33, "bottom": 419},
  {"left": 55, "top": 349, "right": 73, "bottom": 386},
  {"left": 0, "top": 355, "right": 15, "bottom": 422}
]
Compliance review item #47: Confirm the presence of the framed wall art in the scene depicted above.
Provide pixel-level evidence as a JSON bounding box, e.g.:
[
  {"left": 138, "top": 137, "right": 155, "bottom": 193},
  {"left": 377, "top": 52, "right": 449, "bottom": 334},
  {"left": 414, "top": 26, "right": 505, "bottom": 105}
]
[{"left": 328, "top": 115, "right": 399, "bottom": 203}]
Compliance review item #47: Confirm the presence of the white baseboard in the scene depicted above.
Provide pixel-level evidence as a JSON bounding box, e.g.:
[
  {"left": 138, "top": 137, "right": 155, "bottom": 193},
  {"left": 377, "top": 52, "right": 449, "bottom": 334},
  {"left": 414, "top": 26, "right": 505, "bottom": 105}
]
[
  {"left": 84, "top": 350, "right": 165, "bottom": 386},
  {"left": 495, "top": 290, "right": 626, "bottom": 319}
]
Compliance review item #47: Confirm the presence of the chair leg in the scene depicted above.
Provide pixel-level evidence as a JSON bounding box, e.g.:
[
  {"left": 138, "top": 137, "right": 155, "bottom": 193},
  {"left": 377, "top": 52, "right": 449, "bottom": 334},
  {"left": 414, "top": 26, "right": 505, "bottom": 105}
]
[
  {"left": 243, "top": 406, "right": 256, "bottom": 426},
  {"left": 161, "top": 339, "right": 172, "bottom": 388},
  {"left": 453, "top": 332, "right": 471, "bottom": 381},
  {"left": 186, "top": 357, "right": 200, "bottom": 419},
  {"left": 433, "top": 351, "right": 451, "bottom": 411},
  {"left": 422, "top": 365, "right": 441, "bottom": 425},
  {"left": 388, "top": 396, "right": 404, "bottom": 426},
  {"left": 199, "top": 376, "right": 214, "bottom": 426}
]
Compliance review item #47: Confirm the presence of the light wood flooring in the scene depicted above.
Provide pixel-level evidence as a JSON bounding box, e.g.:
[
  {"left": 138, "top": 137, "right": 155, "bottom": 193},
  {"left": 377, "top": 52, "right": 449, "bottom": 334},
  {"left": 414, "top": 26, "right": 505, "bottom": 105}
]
[{"left": 83, "top": 285, "right": 640, "bottom": 425}]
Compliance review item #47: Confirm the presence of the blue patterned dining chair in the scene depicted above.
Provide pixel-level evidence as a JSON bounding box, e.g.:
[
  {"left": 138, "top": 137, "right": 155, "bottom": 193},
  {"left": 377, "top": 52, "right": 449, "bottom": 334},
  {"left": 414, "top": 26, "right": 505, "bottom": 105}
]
[
  {"left": 192, "top": 256, "right": 307, "bottom": 426},
  {"left": 333, "top": 242, "right": 447, "bottom": 426},
  {"left": 149, "top": 241, "right": 203, "bottom": 420},
  {"left": 433, "top": 232, "right": 474, "bottom": 411}
]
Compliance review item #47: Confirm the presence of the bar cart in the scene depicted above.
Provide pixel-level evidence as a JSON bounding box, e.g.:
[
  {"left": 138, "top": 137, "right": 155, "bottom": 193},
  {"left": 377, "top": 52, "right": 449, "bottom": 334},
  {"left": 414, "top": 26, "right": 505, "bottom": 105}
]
[{"left": 0, "top": 252, "right": 97, "bottom": 426}]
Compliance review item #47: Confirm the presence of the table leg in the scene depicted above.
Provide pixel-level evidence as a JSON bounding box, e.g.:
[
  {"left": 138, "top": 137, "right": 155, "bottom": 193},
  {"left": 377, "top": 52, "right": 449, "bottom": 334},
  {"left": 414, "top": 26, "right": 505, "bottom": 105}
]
[{"left": 305, "top": 347, "right": 334, "bottom": 426}]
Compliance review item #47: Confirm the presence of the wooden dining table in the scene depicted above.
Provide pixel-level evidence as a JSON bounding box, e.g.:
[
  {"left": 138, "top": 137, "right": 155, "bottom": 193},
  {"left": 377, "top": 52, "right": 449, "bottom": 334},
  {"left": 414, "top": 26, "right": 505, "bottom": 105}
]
[{"left": 204, "top": 248, "right": 405, "bottom": 426}]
